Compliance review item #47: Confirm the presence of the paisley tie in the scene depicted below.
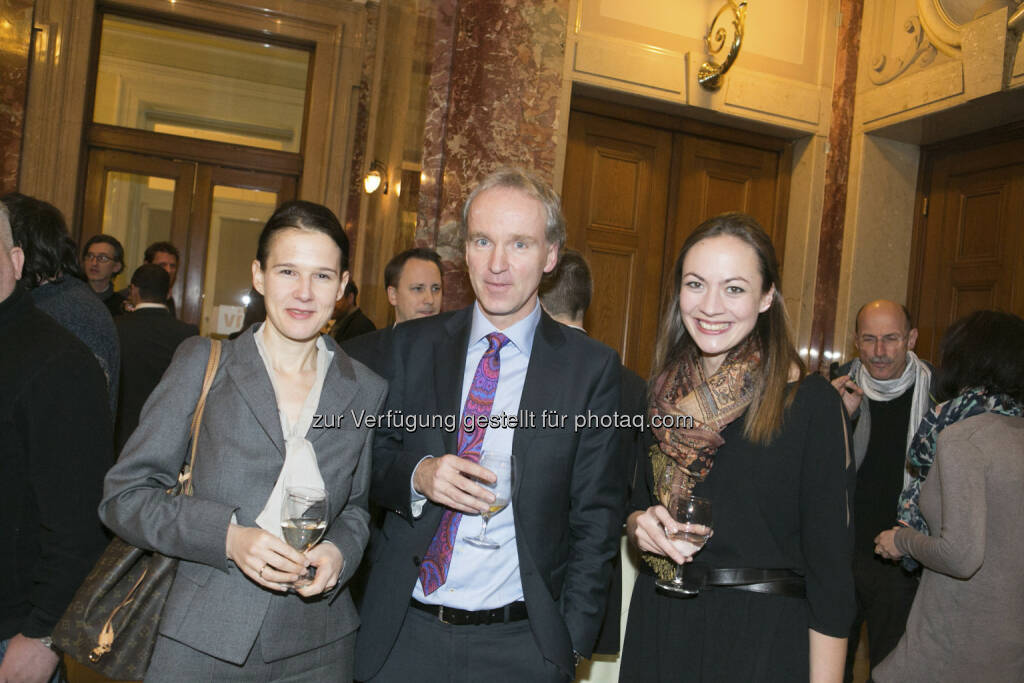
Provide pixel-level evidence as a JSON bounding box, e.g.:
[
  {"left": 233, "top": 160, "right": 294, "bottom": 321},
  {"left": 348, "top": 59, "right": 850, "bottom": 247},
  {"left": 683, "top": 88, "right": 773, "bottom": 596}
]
[{"left": 419, "top": 332, "right": 510, "bottom": 594}]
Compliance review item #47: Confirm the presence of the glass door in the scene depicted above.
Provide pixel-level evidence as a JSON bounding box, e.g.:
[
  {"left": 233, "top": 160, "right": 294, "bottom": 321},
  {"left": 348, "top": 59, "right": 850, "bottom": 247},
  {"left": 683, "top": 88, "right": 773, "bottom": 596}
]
[
  {"left": 81, "top": 149, "right": 196, "bottom": 308},
  {"left": 81, "top": 148, "right": 296, "bottom": 333},
  {"left": 188, "top": 166, "right": 295, "bottom": 335}
]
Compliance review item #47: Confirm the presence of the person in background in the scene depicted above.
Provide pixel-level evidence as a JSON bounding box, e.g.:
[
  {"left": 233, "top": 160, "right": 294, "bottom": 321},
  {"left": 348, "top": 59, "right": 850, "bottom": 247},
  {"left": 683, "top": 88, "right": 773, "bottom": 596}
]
[
  {"left": 99, "top": 200, "right": 386, "bottom": 681},
  {"left": 620, "top": 212, "right": 854, "bottom": 683},
  {"left": 3, "top": 192, "right": 120, "bottom": 416},
  {"left": 0, "top": 200, "right": 111, "bottom": 683},
  {"left": 331, "top": 281, "right": 376, "bottom": 343},
  {"left": 142, "top": 241, "right": 181, "bottom": 316},
  {"left": 831, "top": 300, "right": 934, "bottom": 681},
  {"left": 873, "top": 310, "right": 1024, "bottom": 683},
  {"left": 114, "top": 263, "right": 199, "bottom": 452},
  {"left": 386, "top": 247, "right": 443, "bottom": 323},
  {"left": 537, "top": 248, "right": 647, "bottom": 659},
  {"left": 342, "top": 247, "right": 443, "bottom": 378},
  {"left": 228, "top": 288, "right": 266, "bottom": 340},
  {"left": 82, "top": 234, "right": 128, "bottom": 316}
]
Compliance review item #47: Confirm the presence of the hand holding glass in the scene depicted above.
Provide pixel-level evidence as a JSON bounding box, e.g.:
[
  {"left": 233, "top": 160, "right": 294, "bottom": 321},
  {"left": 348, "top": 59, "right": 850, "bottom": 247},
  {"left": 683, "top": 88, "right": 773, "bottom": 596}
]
[
  {"left": 464, "top": 451, "right": 514, "bottom": 550},
  {"left": 280, "top": 486, "right": 328, "bottom": 587},
  {"left": 655, "top": 493, "right": 712, "bottom": 596}
]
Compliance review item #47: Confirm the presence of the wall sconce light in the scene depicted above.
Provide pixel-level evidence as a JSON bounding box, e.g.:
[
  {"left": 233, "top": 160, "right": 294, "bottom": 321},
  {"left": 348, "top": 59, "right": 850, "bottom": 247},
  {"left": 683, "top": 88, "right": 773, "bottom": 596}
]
[
  {"left": 698, "top": 1, "right": 748, "bottom": 91},
  {"left": 363, "top": 160, "right": 388, "bottom": 194}
]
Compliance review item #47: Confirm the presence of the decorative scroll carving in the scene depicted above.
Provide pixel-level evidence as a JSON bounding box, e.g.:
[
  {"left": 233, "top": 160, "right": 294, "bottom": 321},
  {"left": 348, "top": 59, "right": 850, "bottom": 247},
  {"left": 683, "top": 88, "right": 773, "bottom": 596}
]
[
  {"left": 869, "top": 15, "right": 937, "bottom": 85},
  {"left": 916, "top": 0, "right": 1019, "bottom": 56},
  {"left": 698, "top": 1, "right": 747, "bottom": 91}
]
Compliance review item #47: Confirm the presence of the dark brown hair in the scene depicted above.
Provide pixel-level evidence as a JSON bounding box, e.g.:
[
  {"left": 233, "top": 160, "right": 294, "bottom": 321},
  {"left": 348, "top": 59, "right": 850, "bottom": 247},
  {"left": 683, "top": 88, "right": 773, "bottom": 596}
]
[
  {"left": 385, "top": 247, "right": 443, "bottom": 289},
  {"left": 650, "top": 212, "right": 805, "bottom": 443},
  {"left": 937, "top": 310, "right": 1024, "bottom": 403},
  {"left": 256, "top": 200, "right": 349, "bottom": 272},
  {"left": 538, "top": 248, "right": 592, "bottom": 320}
]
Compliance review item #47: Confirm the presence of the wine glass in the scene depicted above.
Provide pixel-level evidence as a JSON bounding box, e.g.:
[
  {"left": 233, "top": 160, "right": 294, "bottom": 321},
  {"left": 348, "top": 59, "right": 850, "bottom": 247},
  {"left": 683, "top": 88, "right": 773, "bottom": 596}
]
[
  {"left": 655, "top": 493, "right": 712, "bottom": 596},
  {"left": 464, "top": 451, "right": 514, "bottom": 550},
  {"left": 280, "top": 486, "right": 328, "bottom": 587}
]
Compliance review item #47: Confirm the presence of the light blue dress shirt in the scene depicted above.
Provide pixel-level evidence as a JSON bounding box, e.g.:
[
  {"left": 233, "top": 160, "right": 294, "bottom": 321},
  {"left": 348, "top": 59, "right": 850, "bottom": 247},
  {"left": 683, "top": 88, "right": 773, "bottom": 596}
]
[{"left": 411, "top": 301, "right": 541, "bottom": 610}]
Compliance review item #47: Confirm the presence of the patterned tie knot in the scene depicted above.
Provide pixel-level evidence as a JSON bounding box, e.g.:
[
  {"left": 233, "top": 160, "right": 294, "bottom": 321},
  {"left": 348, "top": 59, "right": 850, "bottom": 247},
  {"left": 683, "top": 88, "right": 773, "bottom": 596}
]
[{"left": 486, "top": 332, "right": 510, "bottom": 354}]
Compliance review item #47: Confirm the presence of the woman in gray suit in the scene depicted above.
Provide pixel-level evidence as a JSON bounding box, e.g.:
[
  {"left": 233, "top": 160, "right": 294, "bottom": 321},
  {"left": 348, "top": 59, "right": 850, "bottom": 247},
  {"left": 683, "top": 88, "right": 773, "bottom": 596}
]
[{"left": 100, "top": 201, "right": 386, "bottom": 681}]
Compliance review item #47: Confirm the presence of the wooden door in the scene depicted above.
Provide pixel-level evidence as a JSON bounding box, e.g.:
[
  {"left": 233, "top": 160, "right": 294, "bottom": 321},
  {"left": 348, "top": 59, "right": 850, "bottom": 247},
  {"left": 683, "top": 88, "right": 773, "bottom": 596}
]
[
  {"left": 562, "top": 105, "right": 790, "bottom": 378},
  {"left": 563, "top": 112, "right": 672, "bottom": 377},
  {"left": 669, "top": 135, "right": 787, "bottom": 265},
  {"left": 909, "top": 132, "right": 1024, "bottom": 361}
]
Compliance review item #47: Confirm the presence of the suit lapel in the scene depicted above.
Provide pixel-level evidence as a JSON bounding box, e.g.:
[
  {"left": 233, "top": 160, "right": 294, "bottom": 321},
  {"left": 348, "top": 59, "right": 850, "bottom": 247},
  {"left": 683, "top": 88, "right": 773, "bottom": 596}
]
[
  {"left": 512, "top": 312, "right": 566, "bottom": 496},
  {"left": 225, "top": 331, "right": 287, "bottom": 457},
  {"left": 307, "top": 343, "right": 359, "bottom": 447},
  {"left": 434, "top": 309, "right": 472, "bottom": 455}
]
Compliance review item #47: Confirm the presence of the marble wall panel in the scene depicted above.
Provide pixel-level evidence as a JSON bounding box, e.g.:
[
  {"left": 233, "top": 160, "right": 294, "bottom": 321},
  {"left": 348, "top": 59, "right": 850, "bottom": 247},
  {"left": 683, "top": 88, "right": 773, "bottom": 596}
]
[
  {"left": 0, "top": 0, "right": 33, "bottom": 195},
  {"left": 416, "top": 0, "right": 570, "bottom": 310}
]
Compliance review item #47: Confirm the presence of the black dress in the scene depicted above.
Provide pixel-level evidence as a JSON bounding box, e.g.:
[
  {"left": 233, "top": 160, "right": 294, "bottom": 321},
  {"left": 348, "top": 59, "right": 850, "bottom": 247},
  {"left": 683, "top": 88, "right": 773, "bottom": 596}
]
[{"left": 620, "top": 374, "right": 856, "bottom": 682}]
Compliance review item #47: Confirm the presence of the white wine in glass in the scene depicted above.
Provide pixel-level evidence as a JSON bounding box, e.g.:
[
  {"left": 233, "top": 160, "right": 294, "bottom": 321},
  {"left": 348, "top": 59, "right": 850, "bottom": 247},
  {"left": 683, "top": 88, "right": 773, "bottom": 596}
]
[
  {"left": 281, "top": 486, "right": 328, "bottom": 587},
  {"left": 464, "top": 451, "right": 514, "bottom": 550},
  {"left": 655, "top": 494, "right": 712, "bottom": 596}
]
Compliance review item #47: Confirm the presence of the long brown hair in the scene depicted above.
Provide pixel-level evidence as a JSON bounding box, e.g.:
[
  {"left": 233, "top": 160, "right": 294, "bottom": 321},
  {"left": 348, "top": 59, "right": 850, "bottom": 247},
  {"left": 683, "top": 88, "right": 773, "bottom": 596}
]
[{"left": 650, "top": 212, "right": 805, "bottom": 443}]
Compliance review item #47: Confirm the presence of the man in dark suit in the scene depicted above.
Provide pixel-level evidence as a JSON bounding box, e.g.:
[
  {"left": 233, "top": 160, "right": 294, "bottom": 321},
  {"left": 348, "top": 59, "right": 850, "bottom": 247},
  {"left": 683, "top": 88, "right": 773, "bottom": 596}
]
[
  {"left": 342, "top": 248, "right": 443, "bottom": 377},
  {"left": 538, "top": 248, "right": 646, "bottom": 659},
  {"left": 114, "top": 263, "right": 198, "bottom": 451},
  {"left": 0, "top": 202, "right": 110, "bottom": 683},
  {"left": 331, "top": 281, "right": 376, "bottom": 343},
  {"left": 354, "top": 169, "right": 624, "bottom": 683}
]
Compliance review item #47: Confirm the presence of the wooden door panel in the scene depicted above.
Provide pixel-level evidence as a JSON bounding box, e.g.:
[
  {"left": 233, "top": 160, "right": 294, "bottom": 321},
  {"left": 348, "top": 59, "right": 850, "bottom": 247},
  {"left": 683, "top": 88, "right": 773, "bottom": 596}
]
[
  {"left": 950, "top": 282, "right": 998, "bottom": 321},
  {"left": 584, "top": 243, "right": 637, "bottom": 358},
  {"left": 700, "top": 169, "right": 752, "bottom": 218},
  {"left": 910, "top": 133, "right": 1024, "bottom": 361},
  {"left": 589, "top": 149, "right": 646, "bottom": 233},
  {"left": 563, "top": 112, "right": 672, "bottom": 376},
  {"left": 670, "top": 135, "right": 783, "bottom": 274}
]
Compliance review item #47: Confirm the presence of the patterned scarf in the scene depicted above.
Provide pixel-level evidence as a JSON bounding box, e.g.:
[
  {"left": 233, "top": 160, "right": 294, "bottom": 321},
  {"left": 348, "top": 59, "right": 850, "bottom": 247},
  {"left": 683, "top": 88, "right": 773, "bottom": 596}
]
[
  {"left": 897, "top": 387, "right": 1023, "bottom": 570},
  {"left": 642, "top": 335, "right": 762, "bottom": 579}
]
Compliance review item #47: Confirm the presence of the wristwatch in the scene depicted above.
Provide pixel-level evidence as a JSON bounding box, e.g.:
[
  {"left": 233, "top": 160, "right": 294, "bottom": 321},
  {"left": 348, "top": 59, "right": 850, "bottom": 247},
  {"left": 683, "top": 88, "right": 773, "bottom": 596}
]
[{"left": 39, "top": 636, "right": 56, "bottom": 651}]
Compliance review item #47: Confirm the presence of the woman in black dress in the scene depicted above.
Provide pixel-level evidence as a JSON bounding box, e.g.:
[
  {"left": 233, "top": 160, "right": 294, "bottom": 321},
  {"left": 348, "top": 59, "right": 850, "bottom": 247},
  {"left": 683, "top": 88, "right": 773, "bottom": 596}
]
[{"left": 620, "top": 213, "right": 855, "bottom": 682}]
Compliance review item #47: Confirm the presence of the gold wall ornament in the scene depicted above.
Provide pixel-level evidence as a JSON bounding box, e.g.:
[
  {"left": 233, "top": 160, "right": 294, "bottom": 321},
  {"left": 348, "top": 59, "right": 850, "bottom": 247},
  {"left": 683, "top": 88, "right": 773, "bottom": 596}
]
[{"left": 698, "top": 1, "right": 748, "bottom": 91}]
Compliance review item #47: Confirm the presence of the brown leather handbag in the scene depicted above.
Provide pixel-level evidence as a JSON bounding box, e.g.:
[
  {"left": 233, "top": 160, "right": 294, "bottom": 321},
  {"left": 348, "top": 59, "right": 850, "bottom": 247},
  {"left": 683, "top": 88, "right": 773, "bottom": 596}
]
[{"left": 53, "top": 340, "right": 221, "bottom": 680}]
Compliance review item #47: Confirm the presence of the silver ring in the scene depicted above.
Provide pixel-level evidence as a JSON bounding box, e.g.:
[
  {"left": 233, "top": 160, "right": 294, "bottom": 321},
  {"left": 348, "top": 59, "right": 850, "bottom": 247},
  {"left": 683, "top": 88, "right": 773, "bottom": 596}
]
[{"left": 259, "top": 564, "right": 267, "bottom": 577}]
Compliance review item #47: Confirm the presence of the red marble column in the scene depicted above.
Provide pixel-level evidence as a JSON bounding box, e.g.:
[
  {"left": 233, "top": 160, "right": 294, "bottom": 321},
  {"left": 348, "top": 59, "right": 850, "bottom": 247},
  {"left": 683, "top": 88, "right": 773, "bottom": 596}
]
[
  {"left": 807, "top": 0, "right": 864, "bottom": 373},
  {"left": 414, "top": 0, "right": 569, "bottom": 309},
  {"left": 0, "top": 0, "right": 34, "bottom": 195}
]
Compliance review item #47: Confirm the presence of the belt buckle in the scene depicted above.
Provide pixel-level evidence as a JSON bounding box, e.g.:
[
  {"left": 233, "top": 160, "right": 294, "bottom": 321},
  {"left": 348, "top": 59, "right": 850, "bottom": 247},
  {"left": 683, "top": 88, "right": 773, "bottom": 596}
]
[{"left": 437, "top": 605, "right": 451, "bottom": 625}]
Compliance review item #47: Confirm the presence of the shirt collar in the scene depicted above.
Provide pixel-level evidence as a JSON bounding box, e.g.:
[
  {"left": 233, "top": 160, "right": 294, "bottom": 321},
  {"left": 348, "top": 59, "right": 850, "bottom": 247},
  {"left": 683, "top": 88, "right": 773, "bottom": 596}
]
[
  {"left": 468, "top": 300, "right": 541, "bottom": 357},
  {"left": 134, "top": 302, "right": 168, "bottom": 311}
]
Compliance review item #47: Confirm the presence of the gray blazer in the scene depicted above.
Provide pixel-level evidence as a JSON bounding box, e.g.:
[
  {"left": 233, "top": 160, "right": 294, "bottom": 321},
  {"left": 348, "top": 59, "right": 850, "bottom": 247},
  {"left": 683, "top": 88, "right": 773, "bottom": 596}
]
[{"left": 99, "top": 330, "right": 387, "bottom": 665}]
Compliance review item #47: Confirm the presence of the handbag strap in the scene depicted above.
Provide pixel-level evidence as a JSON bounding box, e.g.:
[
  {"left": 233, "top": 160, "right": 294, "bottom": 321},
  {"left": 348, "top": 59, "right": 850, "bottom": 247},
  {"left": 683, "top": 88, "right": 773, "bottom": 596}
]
[{"left": 180, "top": 339, "right": 221, "bottom": 497}]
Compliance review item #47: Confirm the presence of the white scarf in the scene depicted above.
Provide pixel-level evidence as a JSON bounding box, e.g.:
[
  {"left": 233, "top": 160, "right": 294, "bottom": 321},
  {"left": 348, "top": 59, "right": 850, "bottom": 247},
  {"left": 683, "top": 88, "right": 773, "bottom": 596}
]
[
  {"left": 849, "top": 350, "right": 931, "bottom": 488},
  {"left": 252, "top": 324, "right": 331, "bottom": 538}
]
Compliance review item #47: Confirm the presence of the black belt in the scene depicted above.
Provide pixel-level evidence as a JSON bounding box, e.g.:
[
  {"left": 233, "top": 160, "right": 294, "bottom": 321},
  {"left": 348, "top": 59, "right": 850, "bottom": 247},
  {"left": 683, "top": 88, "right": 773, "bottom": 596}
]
[
  {"left": 682, "top": 566, "right": 806, "bottom": 598},
  {"left": 410, "top": 598, "right": 529, "bottom": 625}
]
